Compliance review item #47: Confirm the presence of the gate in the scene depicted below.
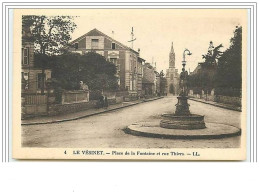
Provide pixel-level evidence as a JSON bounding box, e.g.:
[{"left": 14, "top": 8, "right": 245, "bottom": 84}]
[{"left": 23, "top": 94, "right": 48, "bottom": 116}]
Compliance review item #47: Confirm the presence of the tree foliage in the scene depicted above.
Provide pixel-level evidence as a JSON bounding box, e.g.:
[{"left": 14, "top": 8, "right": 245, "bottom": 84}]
[
  {"left": 22, "top": 15, "right": 77, "bottom": 94},
  {"left": 189, "top": 42, "right": 223, "bottom": 94},
  {"left": 39, "top": 52, "right": 119, "bottom": 91},
  {"left": 188, "top": 26, "right": 242, "bottom": 97},
  {"left": 169, "top": 84, "right": 175, "bottom": 94},
  {"left": 22, "top": 15, "right": 77, "bottom": 55},
  {"left": 216, "top": 26, "right": 242, "bottom": 96}
]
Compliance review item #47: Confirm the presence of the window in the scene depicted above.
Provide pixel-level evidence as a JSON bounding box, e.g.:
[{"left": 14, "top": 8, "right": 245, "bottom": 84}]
[
  {"left": 112, "top": 43, "right": 116, "bottom": 50},
  {"left": 74, "top": 42, "right": 79, "bottom": 49},
  {"left": 110, "top": 58, "right": 117, "bottom": 65},
  {"left": 91, "top": 39, "right": 99, "bottom": 49},
  {"left": 22, "top": 47, "right": 29, "bottom": 65},
  {"left": 37, "top": 73, "right": 46, "bottom": 89}
]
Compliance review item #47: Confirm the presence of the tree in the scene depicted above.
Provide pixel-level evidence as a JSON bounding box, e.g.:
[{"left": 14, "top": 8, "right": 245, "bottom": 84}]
[
  {"left": 22, "top": 15, "right": 77, "bottom": 93},
  {"left": 159, "top": 70, "right": 167, "bottom": 95},
  {"left": 50, "top": 52, "right": 119, "bottom": 91},
  {"left": 22, "top": 15, "right": 77, "bottom": 55},
  {"left": 200, "top": 42, "right": 223, "bottom": 93},
  {"left": 216, "top": 26, "right": 242, "bottom": 97},
  {"left": 202, "top": 43, "right": 223, "bottom": 66},
  {"left": 169, "top": 84, "right": 175, "bottom": 94}
]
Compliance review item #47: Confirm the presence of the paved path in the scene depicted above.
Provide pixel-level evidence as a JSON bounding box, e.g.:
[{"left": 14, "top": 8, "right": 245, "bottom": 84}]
[{"left": 22, "top": 96, "right": 242, "bottom": 148}]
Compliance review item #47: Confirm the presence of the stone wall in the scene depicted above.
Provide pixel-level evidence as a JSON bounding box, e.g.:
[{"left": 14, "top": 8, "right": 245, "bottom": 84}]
[
  {"left": 190, "top": 93, "right": 241, "bottom": 107},
  {"left": 200, "top": 94, "right": 215, "bottom": 101},
  {"left": 115, "top": 96, "right": 124, "bottom": 104},
  {"left": 62, "top": 90, "right": 89, "bottom": 104},
  {"left": 48, "top": 100, "right": 97, "bottom": 116}
]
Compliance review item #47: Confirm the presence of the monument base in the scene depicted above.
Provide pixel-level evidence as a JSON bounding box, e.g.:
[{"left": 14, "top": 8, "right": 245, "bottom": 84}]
[
  {"left": 175, "top": 96, "right": 191, "bottom": 116},
  {"left": 160, "top": 114, "right": 206, "bottom": 130},
  {"left": 125, "top": 121, "right": 241, "bottom": 140}
]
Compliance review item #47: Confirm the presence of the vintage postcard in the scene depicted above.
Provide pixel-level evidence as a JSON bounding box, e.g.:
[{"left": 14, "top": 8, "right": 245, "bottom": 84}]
[{"left": 13, "top": 8, "right": 247, "bottom": 160}]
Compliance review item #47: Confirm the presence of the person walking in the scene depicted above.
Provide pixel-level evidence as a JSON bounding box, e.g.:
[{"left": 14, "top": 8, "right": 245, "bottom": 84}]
[
  {"left": 98, "top": 94, "right": 104, "bottom": 109},
  {"left": 104, "top": 96, "right": 109, "bottom": 109}
]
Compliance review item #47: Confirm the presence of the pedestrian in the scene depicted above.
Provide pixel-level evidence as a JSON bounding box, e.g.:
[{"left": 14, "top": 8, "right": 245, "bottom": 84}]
[
  {"left": 104, "top": 96, "right": 109, "bottom": 109},
  {"left": 98, "top": 94, "right": 104, "bottom": 108}
]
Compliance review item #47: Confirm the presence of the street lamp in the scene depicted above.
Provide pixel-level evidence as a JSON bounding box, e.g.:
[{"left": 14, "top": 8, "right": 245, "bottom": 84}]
[
  {"left": 179, "top": 48, "right": 192, "bottom": 98},
  {"left": 182, "top": 48, "right": 192, "bottom": 69}
]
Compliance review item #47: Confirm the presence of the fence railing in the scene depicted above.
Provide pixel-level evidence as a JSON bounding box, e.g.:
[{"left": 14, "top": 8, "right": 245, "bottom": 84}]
[{"left": 24, "top": 94, "right": 47, "bottom": 105}]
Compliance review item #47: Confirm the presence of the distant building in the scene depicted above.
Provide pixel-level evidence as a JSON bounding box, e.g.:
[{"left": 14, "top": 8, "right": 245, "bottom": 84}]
[
  {"left": 21, "top": 26, "right": 51, "bottom": 94},
  {"left": 190, "top": 63, "right": 202, "bottom": 75},
  {"left": 142, "top": 63, "right": 156, "bottom": 96},
  {"left": 69, "top": 28, "right": 145, "bottom": 96},
  {"left": 166, "top": 42, "right": 179, "bottom": 95},
  {"left": 155, "top": 70, "right": 161, "bottom": 95}
]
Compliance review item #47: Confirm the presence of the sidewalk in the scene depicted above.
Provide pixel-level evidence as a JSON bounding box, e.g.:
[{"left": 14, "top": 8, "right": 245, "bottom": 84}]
[
  {"left": 22, "top": 97, "right": 163, "bottom": 125},
  {"left": 189, "top": 98, "right": 241, "bottom": 112}
]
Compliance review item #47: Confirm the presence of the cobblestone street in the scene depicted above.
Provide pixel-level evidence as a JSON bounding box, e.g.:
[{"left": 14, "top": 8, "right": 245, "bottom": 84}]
[{"left": 22, "top": 96, "right": 242, "bottom": 148}]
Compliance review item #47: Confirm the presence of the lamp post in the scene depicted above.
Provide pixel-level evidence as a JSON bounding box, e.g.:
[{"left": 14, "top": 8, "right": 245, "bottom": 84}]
[
  {"left": 182, "top": 48, "right": 192, "bottom": 71},
  {"left": 180, "top": 49, "right": 192, "bottom": 97},
  {"left": 175, "top": 48, "right": 192, "bottom": 116}
]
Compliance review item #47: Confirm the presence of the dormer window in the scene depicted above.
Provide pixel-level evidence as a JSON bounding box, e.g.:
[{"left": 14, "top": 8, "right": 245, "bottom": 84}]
[
  {"left": 74, "top": 42, "right": 79, "bottom": 49},
  {"left": 91, "top": 39, "right": 99, "bottom": 49},
  {"left": 112, "top": 42, "right": 116, "bottom": 50}
]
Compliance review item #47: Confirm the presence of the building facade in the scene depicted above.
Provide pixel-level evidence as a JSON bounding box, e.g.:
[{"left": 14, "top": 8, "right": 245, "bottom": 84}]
[
  {"left": 166, "top": 42, "right": 179, "bottom": 95},
  {"left": 21, "top": 26, "right": 51, "bottom": 94},
  {"left": 142, "top": 63, "right": 156, "bottom": 96},
  {"left": 155, "top": 70, "right": 161, "bottom": 95},
  {"left": 69, "top": 29, "right": 145, "bottom": 96}
]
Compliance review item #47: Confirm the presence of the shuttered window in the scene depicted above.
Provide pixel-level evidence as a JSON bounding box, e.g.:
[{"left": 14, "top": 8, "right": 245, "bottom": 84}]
[{"left": 22, "top": 47, "right": 29, "bottom": 65}]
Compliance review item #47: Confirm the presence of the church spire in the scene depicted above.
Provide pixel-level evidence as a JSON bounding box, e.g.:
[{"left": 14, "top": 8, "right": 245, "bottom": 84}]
[
  {"left": 170, "top": 42, "right": 174, "bottom": 53},
  {"left": 169, "top": 42, "right": 175, "bottom": 69}
]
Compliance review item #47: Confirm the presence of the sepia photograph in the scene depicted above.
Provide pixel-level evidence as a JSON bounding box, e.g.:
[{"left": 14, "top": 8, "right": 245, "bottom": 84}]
[{"left": 12, "top": 8, "right": 247, "bottom": 160}]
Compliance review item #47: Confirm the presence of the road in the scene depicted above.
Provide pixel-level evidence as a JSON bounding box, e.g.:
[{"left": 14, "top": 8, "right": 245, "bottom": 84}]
[{"left": 22, "top": 96, "right": 242, "bottom": 148}]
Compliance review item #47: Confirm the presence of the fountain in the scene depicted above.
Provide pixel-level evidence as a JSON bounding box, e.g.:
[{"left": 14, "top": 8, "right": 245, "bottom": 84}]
[
  {"left": 124, "top": 49, "right": 241, "bottom": 139},
  {"left": 160, "top": 49, "right": 206, "bottom": 130}
]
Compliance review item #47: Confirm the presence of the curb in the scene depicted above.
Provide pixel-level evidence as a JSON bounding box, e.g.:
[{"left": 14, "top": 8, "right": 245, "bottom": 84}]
[
  {"left": 124, "top": 127, "right": 241, "bottom": 140},
  {"left": 124, "top": 122, "right": 242, "bottom": 140},
  {"left": 189, "top": 98, "right": 241, "bottom": 112},
  {"left": 22, "top": 97, "right": 163, "bottom": 126}
]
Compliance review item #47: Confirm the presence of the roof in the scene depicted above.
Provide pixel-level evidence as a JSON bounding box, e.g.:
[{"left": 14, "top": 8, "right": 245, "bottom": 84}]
[
  {"left": 138, "top": 56, "right": 146, "bottom": 62},
  {"left": 70, "top": 28, "right": 139, "bottom": 54}
]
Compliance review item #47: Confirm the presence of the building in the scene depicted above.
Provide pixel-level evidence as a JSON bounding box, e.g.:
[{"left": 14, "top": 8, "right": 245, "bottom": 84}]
[
  {"left": 166, "top": 42, "right": 179, "bottom": 95},
  {"left": 69, "top": 28, "right": 145, "bottom": 97},
  {"left": 21, "top": 25, "right": 52, "bottom": 118},
  {"left": 155, "top": 70, "right": 161, "bottom": 95},
  {"left": 190, "top": 63, "right": 202, "bottom": 75},
  {"left": 142, "top": 63, "right": 156, "bottom": 96},
  {"left": 21, "top": 26, "right": 51, "bottom": 94}
]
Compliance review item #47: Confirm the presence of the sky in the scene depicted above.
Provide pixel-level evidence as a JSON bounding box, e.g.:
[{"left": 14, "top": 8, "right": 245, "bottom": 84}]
[{"left": 23, "top": 9, "right": 247, "bottom": 73}]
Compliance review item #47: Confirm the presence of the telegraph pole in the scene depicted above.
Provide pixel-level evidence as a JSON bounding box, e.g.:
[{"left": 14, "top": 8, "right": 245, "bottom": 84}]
[
  {"left": 128, "top": 27, "right": 136, "bottom": 49},
  {"left": 128, "top": 27, "right": 137, "bottom": 91}
]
